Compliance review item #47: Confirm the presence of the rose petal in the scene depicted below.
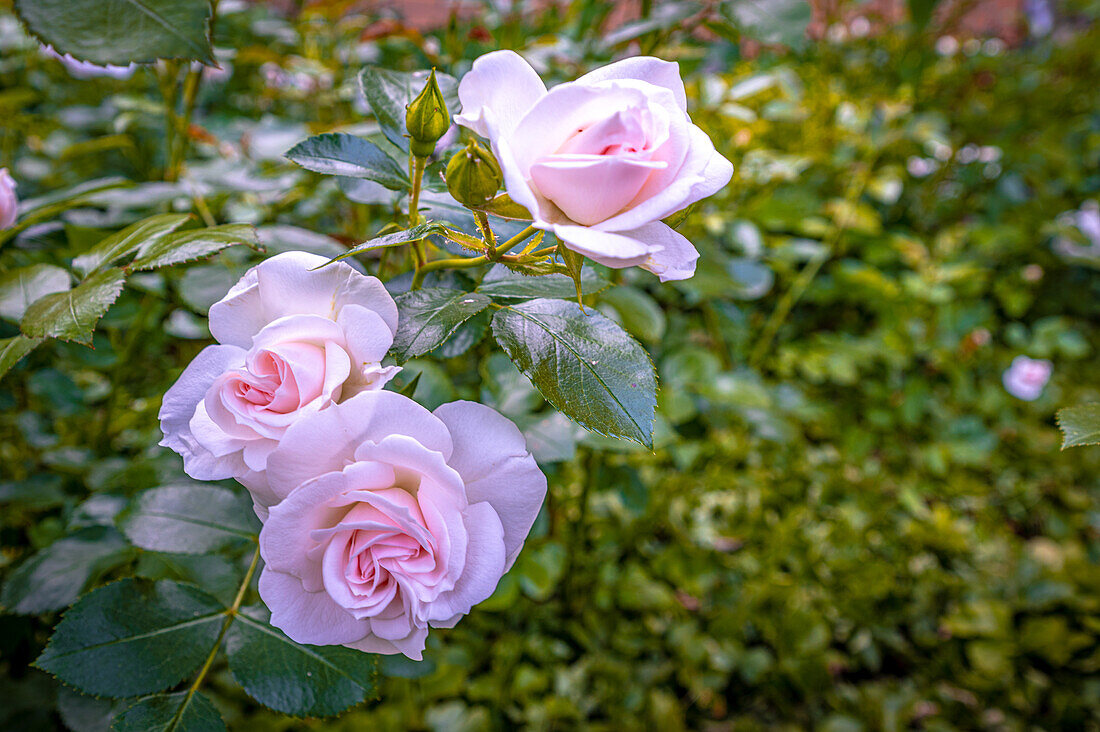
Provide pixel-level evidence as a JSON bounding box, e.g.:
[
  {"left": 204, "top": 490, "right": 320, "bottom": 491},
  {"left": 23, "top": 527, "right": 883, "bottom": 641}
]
[
  {"left": 634, "top": 221, "right": 701, "bottom": 281},
  {"left": 159, "top": 344, "right": 250, "bottom": 481},
  {"left": 549, "top": 223, "right": 650, "bottom": 268},
  {"left": 209, "top": 252, "right": 397, "bottom": 348},
  {"left": 264, "top": 391, "right": 454, "bottom": 506},
  {"left": 433, "top": 401, "right": 546, "bottom": 568},
  {"left": 575, "top": 56, "right": 688, "bottom": 111},
  {"left": 594, "top": 125, "right": 733, "bottom": 233},
  {"left": 260, "top": 462, "right": 398, "bottom": 588},
  {"left": 454, "top": 50, "right": 547, "bottom": 139},
  {"left": 530, "top": 155, "right": 667, "bottom": 226},
  {"left": 258, "top": 569, "right": 369, "bottom": 646},
  {"left": 426, "top": 501, "right": 506, "bottom": 622},
  {"left": 344, "top": 626, "right": 429, "bottom": 661}
]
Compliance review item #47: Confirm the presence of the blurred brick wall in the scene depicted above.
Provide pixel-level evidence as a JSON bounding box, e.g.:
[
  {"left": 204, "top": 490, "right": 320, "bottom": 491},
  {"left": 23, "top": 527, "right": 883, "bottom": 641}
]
[{"left": 270, "top": 0, "right": 1027, "bottom": 41}]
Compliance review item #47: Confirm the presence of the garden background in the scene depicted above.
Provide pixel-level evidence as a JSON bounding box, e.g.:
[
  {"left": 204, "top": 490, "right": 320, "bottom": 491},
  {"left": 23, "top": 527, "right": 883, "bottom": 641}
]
[{"left": 2, "top": 0, "right": 1099, "bottom": 729}]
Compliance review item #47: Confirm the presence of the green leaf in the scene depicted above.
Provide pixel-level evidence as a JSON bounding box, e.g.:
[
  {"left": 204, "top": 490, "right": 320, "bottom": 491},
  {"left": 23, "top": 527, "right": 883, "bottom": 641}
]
[
  {"left": 285, "top": 133, "right": 409, "bottom": 190},
  {"left": 477, "top": 263, "right": 608, "bottom": 300},
  {"left": 225, "top": 606, "right": 378, "bottom": 717},
  {"left": 0, "top": 264, "right": 72, "bottom": 321},
  {"left": 396, "top": 370, "right": 422, "bottom": 398},
  {"left": 722, "top": 0, "right": 812, "bottom": 50},
  {"left": 391, "top": 289, "right": 491, "bottom": 364},
  {"left": 111, "top": 691, "right": 225, "bottom": 732},
  {"left": 598, "top": 286, "right": 667, "bottom": 343},
  {"left": 470, "top": 193, "right": 534, "bottom": 221},
  {"left": 0, "top": 334, "right": 43, "bottom": 378},
  {"left": 127, "top": 224, "right": 260, "bottom": 271},
  {"left": 491, "top": 299, "right": 657, "bottom": 447},
  {"left": 73, "top": 214, "right": 192, "bottom": 276},
  {"left": 1058, "top": 404, "right": 1100, "bottom": 449},
  {"left": 119, "top": 484, "right": 260, "bottom": 555},
  {"left": 14, "top": 0, "right": 214, "bottom": 65},
  {"left": 1, "top": 527, "right": 132, "bottom": 615},
  {"left": 36, "top": 579, "right": 225, "bottom": 698},
  {"left": 21, "top": 268, "right": 126, "bottom": 345},
  {"left": 358, "top": 67, "right": 459, "bottom": 151},
  {"left": 326, "top": 221, "right": 448, "bottom": 264}
]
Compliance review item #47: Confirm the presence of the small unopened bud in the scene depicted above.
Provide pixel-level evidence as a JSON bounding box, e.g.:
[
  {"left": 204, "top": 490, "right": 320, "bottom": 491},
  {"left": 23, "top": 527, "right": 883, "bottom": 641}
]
[
  {"left": 406, "top": 69, "right": 450, "bottom": 158},
  {"left": 445, "top": 141, "right": 503, "bottom": 207}
]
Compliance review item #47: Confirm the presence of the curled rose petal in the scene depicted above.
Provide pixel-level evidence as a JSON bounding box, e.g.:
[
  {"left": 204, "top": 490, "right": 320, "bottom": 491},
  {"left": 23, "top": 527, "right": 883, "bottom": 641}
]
[
  {"left": 257, "top": 391, "right": 545, "bottom": 660},
  {"left": 159, "top": 251, "right": 400, "bottom": 504},
  {"left": 455, "top": 51, "right": 732, "bottom": 280}
]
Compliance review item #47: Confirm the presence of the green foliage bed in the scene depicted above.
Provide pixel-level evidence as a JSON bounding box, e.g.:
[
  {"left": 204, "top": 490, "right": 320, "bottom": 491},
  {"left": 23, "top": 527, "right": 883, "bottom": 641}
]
[{"left": 1, "top": 1, "right": 1099, "bottom": 729}]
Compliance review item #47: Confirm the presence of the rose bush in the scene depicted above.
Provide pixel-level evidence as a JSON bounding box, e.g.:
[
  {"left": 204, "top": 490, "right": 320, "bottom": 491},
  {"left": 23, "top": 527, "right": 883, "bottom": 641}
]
[
  {"left": 159, "top": 251, "right": 400, "bottom": 514},
  {"left": 257, "top": 390, "right": 546, "bottom": 660},
  {"left": 455, "top": 51, "right": 733, "bottom": 281}
]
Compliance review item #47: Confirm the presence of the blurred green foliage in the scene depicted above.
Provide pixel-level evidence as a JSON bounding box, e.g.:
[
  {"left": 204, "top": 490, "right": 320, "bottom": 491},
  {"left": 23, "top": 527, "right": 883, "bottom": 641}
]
[{"left": 2, "top": 0, "right": 1099, "bottom": 729}]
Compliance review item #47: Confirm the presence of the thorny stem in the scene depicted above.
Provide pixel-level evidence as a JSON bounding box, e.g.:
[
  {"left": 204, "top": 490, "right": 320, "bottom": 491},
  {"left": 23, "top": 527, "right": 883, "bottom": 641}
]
[
  {"left": 413, "top": 224, "right": 541, "bottom": 286},
  {"left": 169, "top": 544, "right": 260, "bottom": 730}
]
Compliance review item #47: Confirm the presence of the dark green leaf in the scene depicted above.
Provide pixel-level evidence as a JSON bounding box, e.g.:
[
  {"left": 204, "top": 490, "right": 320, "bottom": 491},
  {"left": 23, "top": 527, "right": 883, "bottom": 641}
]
[
  {"left": 134, "top": 552, "right": 243, "bottom": 607},
  {"left": 477, "top": 263, "right": 608, "bottom": 300},
  {"left": 285, "top": 133, "right": 409, "bottom": 190},
  {"left": 21, "top": 268, "right": 126, "bottom": 345},
  {"left": 73, "top": 214, "right": 192, "bottom": 276},
  {"left": 226, "top": 606, "right": 377, "bottom": 717},
  {"left": 1058, "top": 404, "right": 1100, "bottom": 449},
  {"left": 119, "top": 484, "right": 260, "bottom": 554},
  {"left": 327, "top": 221, "right": 448, "bottom": 263},
  {"left": 391, "top": 289, "right": 491, "bottom": 364},
  {"left": 14, "top": 0, "right": 214, "bottom": 65},
  {"left": 0, "top": 334, "right": 43, "bottom": 378},
  {"left": 57, "top": 685, "right": 121, "bottom": 732},
  {"left": 0, "top": 264, "right": 72, "bottom": 321},
  {"left": 36, "top": 579, "right": 225, "bottom": 697},
  {"left": 127, "top": 224, "right": 260, "bottom": 271},
  {"left": 491, "top": 298, "right": 657, "bottom": 447},
  {"left": 1, "top": 527, "right": 132, "bottom": 614},
  {"left": 111, "top": 691, "right": 225, "bottom": 732},
  {"left": 358, "top": 67, "right": 459, "bottom": 151}
]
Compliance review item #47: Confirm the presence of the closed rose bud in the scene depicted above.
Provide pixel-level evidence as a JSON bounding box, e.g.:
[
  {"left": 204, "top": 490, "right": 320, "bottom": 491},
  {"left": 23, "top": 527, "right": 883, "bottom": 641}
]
[
  {"left": 406, "top": 69, "right": 450, "bottom": 158},
  {"left": 445, "top": 141, "right": 503, "bottom": 207},
  {"left": 0, "top": 168, "right": 17, "bottom": 230}
]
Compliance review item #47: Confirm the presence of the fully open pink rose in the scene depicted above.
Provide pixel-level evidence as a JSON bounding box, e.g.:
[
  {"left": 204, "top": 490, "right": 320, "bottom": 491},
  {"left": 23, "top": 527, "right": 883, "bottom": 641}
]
[
  {"left": 159, "top": 251, "right": 399, "bottom": 510},
  {"left": 455, "top": 51, "right": 733, "bottom": 281},
  {"left": 0, "top": 168, "right": 17, "bottom": 230},
  {"left": 257, "top": 390, "right": 546, "bottom": 660}
]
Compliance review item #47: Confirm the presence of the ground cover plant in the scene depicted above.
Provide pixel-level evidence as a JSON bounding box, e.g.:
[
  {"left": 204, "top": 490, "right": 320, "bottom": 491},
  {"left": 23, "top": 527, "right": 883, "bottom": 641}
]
[{"left": 1, "top": 0, "right": 1099, "bottom": 729}]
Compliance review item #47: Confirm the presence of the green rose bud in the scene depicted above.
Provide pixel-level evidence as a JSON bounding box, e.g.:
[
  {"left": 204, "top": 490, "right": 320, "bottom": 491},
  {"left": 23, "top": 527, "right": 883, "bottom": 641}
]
[
  {"left": 406, "top": 69, "right": 450, "bottom": 158},
  {"left": 445, "top": 141, "right": 503, "bottom": 208}
]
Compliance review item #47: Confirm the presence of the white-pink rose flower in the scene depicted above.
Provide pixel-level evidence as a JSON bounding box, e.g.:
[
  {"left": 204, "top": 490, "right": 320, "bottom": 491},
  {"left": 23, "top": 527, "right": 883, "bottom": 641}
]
[
  {"left": 257, "top": 390, "right": 546, "bottom": 660},
  {"left": 0, "top": 168, "right": 17, "bottom": 230},
  {"left": 454, "top": 51, "right": 733, "bottom": 281},
  {"left": 159, "top": 251, "right": 399, "bottom": 509},
  {"left": 1003, "top": 355, "right": 1052, "bottom": 401}
]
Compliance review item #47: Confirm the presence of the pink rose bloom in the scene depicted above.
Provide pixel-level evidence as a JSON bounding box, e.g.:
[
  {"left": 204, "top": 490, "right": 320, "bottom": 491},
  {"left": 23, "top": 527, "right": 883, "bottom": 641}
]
[
  {"left": 455, "top": 51, "right": 733, "bottom": 281},
  {"left": 1003, "top": 355, "right": 1052, "bottom": 401},
  {"left": 0, "top": 168, "right": 16, "bottom": 230},
  {"left": 159, "top": 252, "right": 399, "bottom": 511},
  {"left": 257, "top": 390, "right": 546, "bottom": 660}
]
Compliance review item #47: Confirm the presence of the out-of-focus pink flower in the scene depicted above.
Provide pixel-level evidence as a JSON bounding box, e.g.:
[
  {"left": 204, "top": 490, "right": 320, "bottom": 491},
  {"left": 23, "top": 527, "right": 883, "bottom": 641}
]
[
  {"left": 0, "top": 168, "right": 17, "bottom": 230},
  {"left": 1003, "top": 355, "right": 1052, "bottom": 401},
  {"left": 41, "top": 46, "right": 137, "bottom": 80}
]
